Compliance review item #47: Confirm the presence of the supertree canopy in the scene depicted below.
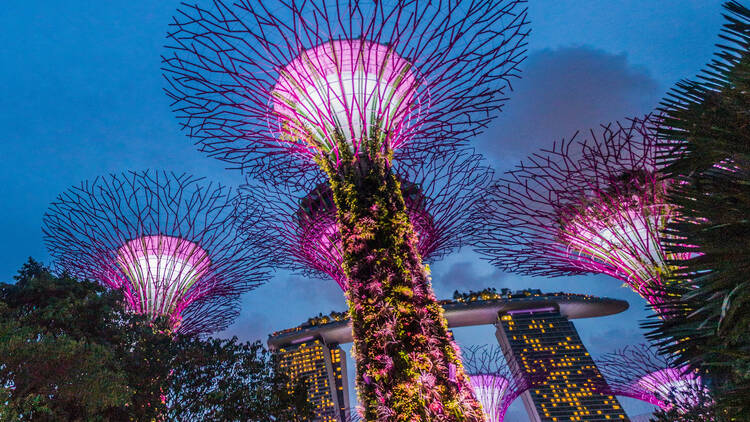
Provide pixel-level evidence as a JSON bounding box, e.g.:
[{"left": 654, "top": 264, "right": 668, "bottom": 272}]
[
  {"left": 462, "top": 345, "right": 542, "bottom": 422},
  {"left": 596, "top": 344, "right": 711, "bottom": 413},
  {"left": 164, "top": 1, "right": 528, "bottom": 419},
  {"left": 43, "top": 171, "right": 267, "bottom": 335},
  {"left": 474, "top": 116, "right": 691, "bottom": 311},
  {"left": 237, "top": 150, "right": 493, "bottom": 290},
  {"left": 164, "top": 0, "right": 528, "bottom": 181}
]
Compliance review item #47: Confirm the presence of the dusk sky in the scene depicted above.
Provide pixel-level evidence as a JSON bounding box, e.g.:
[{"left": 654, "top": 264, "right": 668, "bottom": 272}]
[{"left": 0, "top": 1, "right": 727, "bottom": 419}]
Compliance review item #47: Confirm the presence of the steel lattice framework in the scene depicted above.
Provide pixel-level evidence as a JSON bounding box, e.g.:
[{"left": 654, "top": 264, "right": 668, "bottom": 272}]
[
  {"left": 163, "top": 0, "right": 528, "bottom": 182},
  {"left": 43, "top": 171, "right": 268, "bottom": 335},
  {"left": 474, "top": 116, "right": 691, "bottom": 310},
  {"left": 596, "top": 344, "right": 710, "bottom": 412},
  {"left": 163, "top": 1, "right": 528, "bottom": 418},
  {"left": 237, "top": 150, "right": 493, "bottom": 289},
  {"left": 462, "top": 345, "right": 543, "bottom": 422}
]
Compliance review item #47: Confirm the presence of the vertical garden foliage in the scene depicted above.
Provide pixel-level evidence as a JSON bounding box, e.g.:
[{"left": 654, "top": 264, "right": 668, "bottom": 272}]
[{"left": 319, "top": 135, "right": 484, "bottom": 422}]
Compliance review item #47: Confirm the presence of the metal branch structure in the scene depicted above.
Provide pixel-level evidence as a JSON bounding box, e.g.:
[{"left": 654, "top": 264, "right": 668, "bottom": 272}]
[
  {"left": 237, "top": 150, "right": 493, "bottom": 290},
  {"left": 475, "top": 116, "right": 691, "bottom": 311},
  {"left": 43, "top": 171, "right": 268, "bottom": 335},
  {"left": 163, "top": 1, "right": 528, "bottom": 419},
  {"left": 462, "top": 345, "right": 542, "bottom": 422},
  {"left": 163, "top": 0, "right": 528, "bottom": 183},
  {"left": 343, "top": 409, "right": 364, "bottom": 422},
  {"left": 596, "top": 344, "right": 711, "bottom": 413}
]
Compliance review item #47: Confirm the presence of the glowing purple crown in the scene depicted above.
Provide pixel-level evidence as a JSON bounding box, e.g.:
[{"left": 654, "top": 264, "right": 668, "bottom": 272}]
[
  {"left": 556, "top": 171, "right": 680, "bottom": 303},
  {"left": 116, "top": 235, "right": 210, "bottom": 328},
  {"left": 271, "top": 39, "right": 420, "bottom": 157},
  {"left": 469, "top": 374, "right": 511, "bottom": 422},
  {"left": 597, "top": 344, "right": 711, "bottom": 413},
  {"left": 635, "top": 367, "right": 706, "bottom": 410},
  {"left": 295, "top": 180, "right": 434, "bottom": 289},
  {"left": 463, "top": 345, "right": 539, "bottom": 422},
  {"left": 475, "top": 117, "right": 691, "bottom": 310},
  {"left": 237, "top": 150, "right": 493, "bottom": 290},
  {"left": 163, "top": 0, "right": 529, "bottom": 180},
  {"left": 43, "top": 171, "right": 268, "bottom": 335}
]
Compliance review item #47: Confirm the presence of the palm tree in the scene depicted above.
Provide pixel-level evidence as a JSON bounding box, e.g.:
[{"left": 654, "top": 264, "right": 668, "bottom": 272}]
[{"left": 643, "top": 2, "right": 750, "bottom": 418}]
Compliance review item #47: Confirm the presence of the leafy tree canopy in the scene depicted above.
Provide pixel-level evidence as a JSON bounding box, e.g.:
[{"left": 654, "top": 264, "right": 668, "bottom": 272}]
[{"left": 0, "top": 258, "right": 312, "bottom": 421}]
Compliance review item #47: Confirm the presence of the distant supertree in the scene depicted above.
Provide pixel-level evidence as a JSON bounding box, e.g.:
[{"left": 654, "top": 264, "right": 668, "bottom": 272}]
[
  {"left": 163, "top": 0, "right": 528, "bottom": 418},
  {"left": 474, "top": 116, "right": 691, "bottom": 312},
  {"left": 238, "top": 150, "right": 493, "bottom": 290},
  {"left": 343, "top": 408, "right": 363, "bottom": 422},
  {"left": 462, "top": 345, "right": 541, "bottom": 422},
  {"left": 43, "top": 171, "right": 267, "bottom": 335},
  {"left": 597, "top": 344, "right": 711, "bottom": 413}
]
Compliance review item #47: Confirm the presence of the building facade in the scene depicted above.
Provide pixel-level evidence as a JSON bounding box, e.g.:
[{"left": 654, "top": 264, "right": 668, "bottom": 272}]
[
  {"left": 269, "top": 290, "right": 631, "bottom": 421},
  {"left": 275, "top": 339, "right": 349, "bottom": 421},
  {"left": 496, "top": 308, "right": 629, "bottom": 421}
]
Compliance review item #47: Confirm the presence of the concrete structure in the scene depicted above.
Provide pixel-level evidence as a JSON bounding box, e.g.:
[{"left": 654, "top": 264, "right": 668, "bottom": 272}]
[
  {"left": 268, "top": 290, "right": 628, "bottom": 422},
  {"left": 496, "top": 308, "right": 629, "bottom": 421},
  {"left": 275, "top": 339, "right": 349, "bottom": 421}
]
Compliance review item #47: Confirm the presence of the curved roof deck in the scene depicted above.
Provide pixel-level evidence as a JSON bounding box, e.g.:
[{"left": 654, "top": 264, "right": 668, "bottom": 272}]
[{"left": 268, "top": 291, "right": 629, "bottom": 349}]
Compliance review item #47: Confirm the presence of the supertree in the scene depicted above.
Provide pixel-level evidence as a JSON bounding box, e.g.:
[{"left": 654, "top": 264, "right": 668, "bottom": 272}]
[
  {"left": 343, "top": 408, "right": 364, "bottom": 422},
  {"left": 596, "top": 344, "right": 711, "bottom": 414},
  {"left": 462, "top": 345, "right": 543, "bottom": 422},
  {"left": 237, "top": 150, "right": 493, "bottom": 290},
  {"left": 474, "top": 116, "right": 692, "bottom": 313},
  {"left": 163, "top": 0, "right": 528, "bottom": 419},
  {"left": 43, "top": 171, "right": 268, "bottom": 336}
]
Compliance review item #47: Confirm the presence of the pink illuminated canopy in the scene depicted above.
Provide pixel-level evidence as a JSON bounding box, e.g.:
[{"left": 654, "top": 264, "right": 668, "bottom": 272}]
[
  {"left": 43, "top": 171, "right": 268, "bottom": 335},
  {"left": 634, "top": 367, "right": 706, "bottom": 411},
  {"left": 116, "top": 235, "right": 210, "bottom": 328},
  {"left": 474, "top": 117, "right": 694, "bottom": 314},
  {"left": 558, "top": 197, "right": 682, "bottom": 308},
  {"left": 271, "top": 39, "right": 420, "bottom": 158},
  {"left": 469, "top": 374, "right": 512, "bottom": 422},
  {"left": 597, "top": 345, "right": 711, "bottom": 414}
]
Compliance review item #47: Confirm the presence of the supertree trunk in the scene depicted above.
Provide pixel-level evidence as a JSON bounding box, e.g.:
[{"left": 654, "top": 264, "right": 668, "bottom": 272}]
[
  {"left": 162, "top": 0, "right": 529, "bottom": 416},
  {"left": 321, "top": 147, "right": 483, "bottom": 421}
]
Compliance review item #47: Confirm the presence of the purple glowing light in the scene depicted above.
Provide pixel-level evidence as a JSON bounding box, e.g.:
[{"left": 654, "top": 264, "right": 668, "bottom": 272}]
[
  {"left": 469, "top": 374, "right": 511, "bottom": 422},
  {"left": 558, "top": 198, "right": 681, "bottom": 304},
  {"left": 237, "top": 150, "right": 494, "bottom": 290},
  {"left": 295, "top": 181, "right": 434, "bottom": 289},
  {"left": 43, "top": 171, "right": 268, "bottom": 334},
  {"left": 475, "top": 117, "right": 691, "bottom": 310},
  {"left": 116, "top": 235, "right": 209, "bottom": 327},
  {"left": 634, "top": 368, "right": 706, "bottom": 410},
  {"left": 597, "top": 344, "right": 711, "bottom": 413},
  {"left": 271, "top": 39, "right": 420, "bottom": 156},
  {"left": 463, "top": 345, "right": 539, "bottom": 422},
  {"left": 163, "top": 0, "right": 529, "bottom": 182}
]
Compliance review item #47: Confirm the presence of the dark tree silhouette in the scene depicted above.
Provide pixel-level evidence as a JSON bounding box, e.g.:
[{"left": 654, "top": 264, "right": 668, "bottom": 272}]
[{"left": 643, "top": 2, "right": 750, "bottom": 418}]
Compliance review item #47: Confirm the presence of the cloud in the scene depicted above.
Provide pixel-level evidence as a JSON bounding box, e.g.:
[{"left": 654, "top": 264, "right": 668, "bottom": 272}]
[
  {"left": 587, "top": 326, "right": 649, "bottom": 356},
  {"left": 284, "top": 273, "right": 347, "bottom": 309},
  {"left": 431, "top": 259, "right": 507, "bottom": 296},
  {"left": 480, "top": 46, "right": 661, "bottom": 167},
  {"left": 218, "top": 270, "right": 347, "bottom": 344},
  {"left": 219, "top": 311, "right": 273, "bottom": 343}
]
